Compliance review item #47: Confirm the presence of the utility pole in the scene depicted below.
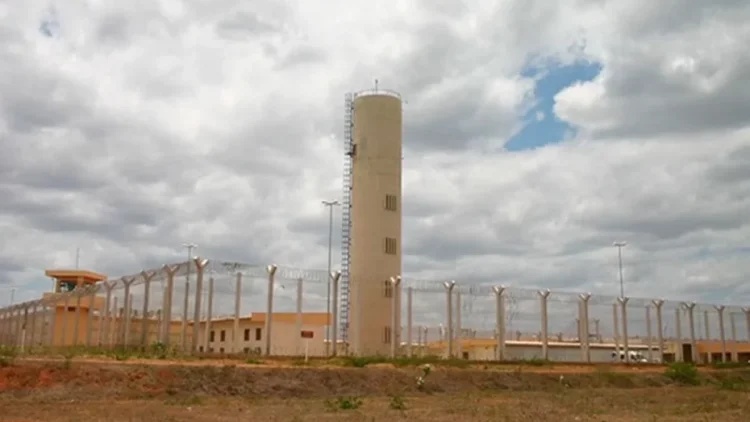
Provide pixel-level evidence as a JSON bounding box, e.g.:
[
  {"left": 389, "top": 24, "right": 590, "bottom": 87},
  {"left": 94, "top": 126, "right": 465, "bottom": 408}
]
[
  {"left": 321, "top": 200, "right": 340, "bottom": 355},
  {"left": 613, "top": 241, "right": 628, "bottom": 298}
]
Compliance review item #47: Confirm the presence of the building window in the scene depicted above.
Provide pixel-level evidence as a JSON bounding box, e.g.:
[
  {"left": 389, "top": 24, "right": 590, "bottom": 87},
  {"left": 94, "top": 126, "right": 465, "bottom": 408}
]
[
  {"left": 210, "top": 330, "right": 215, "bottom": 342},
  {"left": 384, "top": 280, "right": 393, "bottom": 298},
  {"left": 243, "top": 347, "right": 250, "bottom": 354},
  {"left": 199, "top": 346, "right": 204, "bottom": 353},
  {"left": 220, "top": 330, "right": 226, "bottom": 342},
  {"left": 384, "top": 237, "right": 397, "bottom": 255},
  {"left": 244, "top": 329, "right": 250, "bottom": 341},
  {"left": 219, "top": 348, "right": 224, "bottom": 354},
  {"left": 384, "top": 194, "right": 397, "bottom": 211},
  {"left": 383, "top": 326, "right": 392, "bottom": 344},
  {"left": 255, "top": 328, "right": 262, "bottom": 341}
]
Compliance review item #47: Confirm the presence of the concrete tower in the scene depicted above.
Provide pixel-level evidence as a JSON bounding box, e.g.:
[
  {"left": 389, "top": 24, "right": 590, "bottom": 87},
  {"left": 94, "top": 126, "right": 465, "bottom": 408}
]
[{"left": 341, "top": 88, "right": 403, "bottom": 356}]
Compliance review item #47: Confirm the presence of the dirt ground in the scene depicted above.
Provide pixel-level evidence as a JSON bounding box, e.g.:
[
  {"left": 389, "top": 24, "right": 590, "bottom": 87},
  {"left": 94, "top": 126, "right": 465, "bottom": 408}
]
[{"left": 1, "top": 358, "right": 749, "bottom": 421}]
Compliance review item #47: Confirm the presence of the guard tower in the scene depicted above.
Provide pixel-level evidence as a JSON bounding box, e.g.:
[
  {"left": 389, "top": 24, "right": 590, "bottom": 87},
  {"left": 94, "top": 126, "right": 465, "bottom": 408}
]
[
  {"left": 45, "top": 269, "right": 108, "bottom": 293},
  {"left": 342, "top": 85, "right": 403, "bottom": 356},
  {"left": 43, "top": 269, "right": 107, "bottom": 346}
]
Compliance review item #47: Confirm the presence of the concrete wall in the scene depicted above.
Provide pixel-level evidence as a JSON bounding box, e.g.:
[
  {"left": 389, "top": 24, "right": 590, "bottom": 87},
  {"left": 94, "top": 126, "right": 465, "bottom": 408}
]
[
  {"left": 197, "top": 319, "right": 326, "bottom": 356},
  {"left": 348, "top": 91, "right": 403, "bottom": 356}
]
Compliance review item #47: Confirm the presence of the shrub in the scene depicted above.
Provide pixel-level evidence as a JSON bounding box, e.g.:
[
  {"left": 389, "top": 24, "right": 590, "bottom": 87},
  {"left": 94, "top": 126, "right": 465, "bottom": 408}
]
[
  {"left": 389, "top": 394, "right": 407, "bottom": 410},
  {"left": 665, "top": 362, "right": 700, "bottom": 385},
  {"left": 325, "top": 396, "right": 363, "bottom": 411},
  {"left": 0, "top": 345, "right": 17, "bottom": 367}
]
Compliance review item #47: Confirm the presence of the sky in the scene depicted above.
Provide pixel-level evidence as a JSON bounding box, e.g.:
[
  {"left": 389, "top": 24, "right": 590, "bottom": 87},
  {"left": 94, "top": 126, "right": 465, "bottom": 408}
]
[{"left": 1, "top": 0, "right": 750, "bottom": 328}]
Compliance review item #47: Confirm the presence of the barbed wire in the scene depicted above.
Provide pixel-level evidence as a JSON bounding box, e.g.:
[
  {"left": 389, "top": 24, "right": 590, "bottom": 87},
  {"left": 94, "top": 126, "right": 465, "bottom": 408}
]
[{"left": 3, "top": 258, "right": 750, "bottom": 313}]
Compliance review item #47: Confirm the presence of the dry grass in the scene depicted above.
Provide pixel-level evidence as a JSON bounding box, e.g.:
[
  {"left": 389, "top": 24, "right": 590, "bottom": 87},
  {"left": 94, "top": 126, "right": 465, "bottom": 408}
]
[
  {"left": 1, "top": 358, "right": 749, "bottom": 421},
  {"left": 1, "top": 388, "right": 748, "bottom": 421}
]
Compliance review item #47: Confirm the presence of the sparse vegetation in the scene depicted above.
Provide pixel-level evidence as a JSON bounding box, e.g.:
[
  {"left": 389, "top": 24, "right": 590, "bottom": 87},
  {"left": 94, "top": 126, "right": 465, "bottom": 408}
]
[
  {"left": 665, "top": 362, "right": 700, "bottom": 385},
  {"left": 389, "top": 394, "right": 407, "bottom": 410},
  {"left": 2, "top": 357, "right": 750, "bottom": 420},
  {"left": 0, "top": 345, "right": 16, "bottom": 367},
  {"left": 325, "top": 396, "right": 363, "bottom": 411}
]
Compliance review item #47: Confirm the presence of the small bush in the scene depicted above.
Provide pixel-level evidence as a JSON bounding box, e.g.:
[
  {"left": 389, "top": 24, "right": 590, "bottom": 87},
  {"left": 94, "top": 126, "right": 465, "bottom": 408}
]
[
  {"left": 389, "top": 394, "right": 407, "bottom": 410},
  {"left": 245, "top": 358, "right": 264, "bottom": 365},
  {"left": 325, "top": 396, "right": 363, "bottom": 411},
  {"left": 0, "top": 346, "right": 17, "bottom": 367},
  {"left": 149, "top": 342, "right": 169, "bottom": 359},
  {"left": 665, "top": 362, "right": 700, "bottom": 385}
]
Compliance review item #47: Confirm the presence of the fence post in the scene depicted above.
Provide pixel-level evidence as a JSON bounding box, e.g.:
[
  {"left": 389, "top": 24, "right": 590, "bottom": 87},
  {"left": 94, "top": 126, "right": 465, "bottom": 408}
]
[
  {"left": 715, "top": 305, "right": 727, "bottom": 363},
  {"left": 295, "top": 278, "right": 303, "bottom": 356},
  {"left": 204, "top": 277, "right": 214, "bottom": 352},
  {"left": 110, "top": 296, "right": 118, "bottom": 348},
  {"left": 120, "top": 277, "right": 136, "bottom": 348},
  {"left": 29, "top": 302, "right": 38, "bottom": 351},
  {"left": 703, "top": 310, "right": 712, "bottom": 363},
  {"left": 674, "top": 307, "right": 682, "bottom": 362},
  {"left": 100, "top": 281, "right": 115, "bottom": 347},
  {"left": 444, "top": 281, "right": 456, "bottom": 358},
  {"left": 234, "top": 271, "right": 242, "bottom": 354},
  {"left": 85, "top": 285, "right": 97, "bottom": 348},
  {"left": 330, "top": 271, "right": 341, "bottom": 357},
  {"left": 406, "top": 286, "right": 413, "bottom": 358},
  {"left": 743, "top": 308, "right": 750, "bottom": 343},
  {"left": 455, "top": 290, "right": 462, "bottom": 359},
  {"left": 493, "top": 286, "right": 506, "bottom": 361},
  {"left": 389, "top": 276, "right": 401, "bottom": 358},
  {"left": 730, "top": 311, "right": 738, "bottom": 362},
  {"left": 191, "top": 258, "right": 208, "bottom": 354},
  {"left": 645, "top": 305, "right": 652, "bottom": 362},
  {"left": 538, "top": 289, "right": 550, "bottom": 360},
  {"left": 180, "top": 277, "right": 190, "bottom": 352},
  {"left": 579, "top": 293, "right": 591, "bottom": 363},
  {"left": 618, "top": 297, "right": 630, "bottom": 363},
  {"left": 682, "top": 302, "right": 696, "bottom": 362},
  {"left": 612, "top": 302, "right": 620, "bottom": 353},
  {"left": 162, "top": 264, "right": 179, "bottom": 346},
  {"left": 140, "top": 271, "right": 156, "bottom": 348},
  {"left": 264, "top": 265, "right": 278, "bottom": 356}
]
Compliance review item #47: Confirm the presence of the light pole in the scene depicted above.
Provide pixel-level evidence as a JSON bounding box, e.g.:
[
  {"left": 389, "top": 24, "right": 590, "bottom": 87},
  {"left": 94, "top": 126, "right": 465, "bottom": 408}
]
[
  {"left": 613, "top": 241, "right": 627, "bottom": 298},
  {"left": 321, "top": 200, "right": 340, "bottom": 355}
]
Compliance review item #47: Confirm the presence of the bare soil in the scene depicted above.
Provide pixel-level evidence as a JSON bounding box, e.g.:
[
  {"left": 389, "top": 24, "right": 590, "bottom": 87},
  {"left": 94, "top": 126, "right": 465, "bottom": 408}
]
[{"left": 1, "top": 358, "right": 749, "bottom": 421}]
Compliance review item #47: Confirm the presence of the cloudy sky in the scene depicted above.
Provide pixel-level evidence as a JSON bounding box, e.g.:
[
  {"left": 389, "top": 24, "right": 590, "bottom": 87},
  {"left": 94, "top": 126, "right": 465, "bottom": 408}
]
[{"left": 2, "top": 0, "right": 750, "bottom": 326}]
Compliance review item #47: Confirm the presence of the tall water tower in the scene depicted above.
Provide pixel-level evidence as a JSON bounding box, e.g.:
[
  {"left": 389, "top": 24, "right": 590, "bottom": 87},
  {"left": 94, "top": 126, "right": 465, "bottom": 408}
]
[{"left": 340, "top": 84, "right": 403, "bottom": 356}]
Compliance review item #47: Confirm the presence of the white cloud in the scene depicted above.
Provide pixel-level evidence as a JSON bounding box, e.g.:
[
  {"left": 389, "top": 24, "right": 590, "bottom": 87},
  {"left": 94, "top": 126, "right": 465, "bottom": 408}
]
[{"left": 1, "top": 0, "right": 750, "bottom": 339}]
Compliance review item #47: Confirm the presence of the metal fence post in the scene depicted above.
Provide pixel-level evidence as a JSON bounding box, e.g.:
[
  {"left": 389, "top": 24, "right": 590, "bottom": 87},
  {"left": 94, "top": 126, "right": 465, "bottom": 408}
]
[
  {"left": 618, "top": 297, "right": 630, "bottom": 363},
  {"left": 579, "top": 293, "right": 591, "bottom": 363},
  {"left": 264, "top": 265, "right": 278, "bottom": 356},
  {"left": 162, "top": 264, "right": 179, "bottom": 346},
  {"left": 493, "top": 286, "right": 506, "bottom": 361},
  {"left": 389, "top": 276, "right": 401, "bottom": 358},
  {"left": 140, "top": 271, "right": 156, "bottom": 348},
  {"left": 191, "top": 258, "right": 208, "bottom": 354},
  {"left": 234, "top": 271, "right": 242, "bottom": 354},
  {"left": 444, "top": 281, "right": 456, "bottom": 358},
  {"left": 538, "top": 289, "right": 550, "bottom": 360},
  {"left": 406, "top": 286, "right": 413, "bottom": 358},
  {"left": 715, "top": 305, "right": 727, "bottom": 363},
  {"left": 205, "top": 277, "right": 214, "bottom": 352},
  {"left": 330, "top": 271, "right": 341, "bottom": 357}
]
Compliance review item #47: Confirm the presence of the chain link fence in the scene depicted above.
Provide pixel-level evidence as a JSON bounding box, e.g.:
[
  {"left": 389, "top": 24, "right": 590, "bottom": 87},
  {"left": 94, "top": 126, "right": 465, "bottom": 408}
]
[{"left": 1, "top": 258, "right": 749, "bottom": 364}]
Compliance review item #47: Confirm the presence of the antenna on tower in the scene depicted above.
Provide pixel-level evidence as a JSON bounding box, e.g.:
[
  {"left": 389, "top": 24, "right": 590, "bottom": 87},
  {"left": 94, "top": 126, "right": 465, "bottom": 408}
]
[{"left": 374, "top": 79, "right": 379, "bottom": 91}]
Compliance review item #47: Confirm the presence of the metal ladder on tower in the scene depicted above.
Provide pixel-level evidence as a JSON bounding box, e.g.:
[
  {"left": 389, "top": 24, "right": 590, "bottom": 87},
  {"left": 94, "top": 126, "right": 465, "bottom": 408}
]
[{"left": 340, "top": 93, "right": 355, "bottom": 345}]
